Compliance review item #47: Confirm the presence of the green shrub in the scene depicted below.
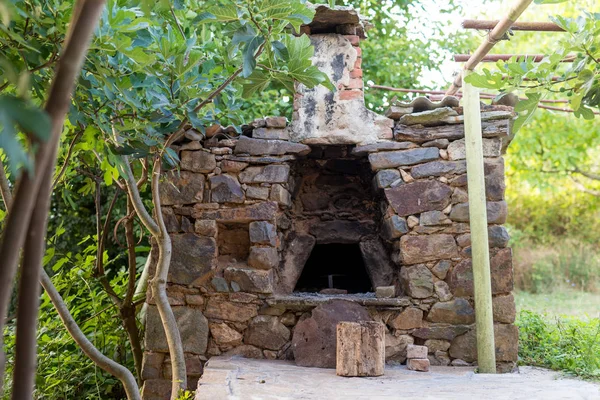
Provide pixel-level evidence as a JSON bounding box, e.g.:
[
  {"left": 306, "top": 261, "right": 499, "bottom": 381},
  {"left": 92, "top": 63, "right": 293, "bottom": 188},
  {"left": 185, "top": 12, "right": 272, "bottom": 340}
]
[{"left": 517, "top": 310, "right": 600, "bottom": 380}]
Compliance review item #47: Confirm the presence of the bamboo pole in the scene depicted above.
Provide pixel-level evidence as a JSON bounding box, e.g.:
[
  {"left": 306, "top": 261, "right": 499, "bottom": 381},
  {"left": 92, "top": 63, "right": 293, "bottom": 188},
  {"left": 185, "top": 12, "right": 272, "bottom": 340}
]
[
  {"left": 462, "top": 71, "right": 496, "bottom": 374},
  {"left": 462, "top": 19, "right": 563, "bottom": 31},
  {"left": 446, "top": 0, "right": 534, "bottom": 95}
]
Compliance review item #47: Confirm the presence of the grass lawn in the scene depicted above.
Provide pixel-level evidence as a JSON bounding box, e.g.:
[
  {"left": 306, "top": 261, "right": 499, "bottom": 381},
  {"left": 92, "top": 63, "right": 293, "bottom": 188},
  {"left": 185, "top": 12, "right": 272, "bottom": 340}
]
[{"left": 515, "top": 289, "right": 600, "bottom": 318}]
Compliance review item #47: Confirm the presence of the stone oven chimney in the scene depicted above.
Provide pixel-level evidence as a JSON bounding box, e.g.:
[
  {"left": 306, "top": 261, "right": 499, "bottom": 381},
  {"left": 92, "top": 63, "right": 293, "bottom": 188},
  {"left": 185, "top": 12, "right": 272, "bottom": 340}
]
[{"left": 291, "top": 5, "right": 393, "bottom": 145}]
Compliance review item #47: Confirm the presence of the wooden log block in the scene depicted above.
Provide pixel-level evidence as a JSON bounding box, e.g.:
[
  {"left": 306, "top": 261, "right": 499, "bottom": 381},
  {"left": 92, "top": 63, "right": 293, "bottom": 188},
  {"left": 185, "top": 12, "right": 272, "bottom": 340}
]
[{"left": 336, "top": 321, "right": 385, "bottom": 377}]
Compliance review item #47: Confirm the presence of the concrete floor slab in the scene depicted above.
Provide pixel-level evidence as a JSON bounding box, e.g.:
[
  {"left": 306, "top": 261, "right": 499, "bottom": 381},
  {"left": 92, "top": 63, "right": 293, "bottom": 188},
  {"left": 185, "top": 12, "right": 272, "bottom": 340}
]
[{"left": 195, "top": 356, "right": 600, "bottom": 400}]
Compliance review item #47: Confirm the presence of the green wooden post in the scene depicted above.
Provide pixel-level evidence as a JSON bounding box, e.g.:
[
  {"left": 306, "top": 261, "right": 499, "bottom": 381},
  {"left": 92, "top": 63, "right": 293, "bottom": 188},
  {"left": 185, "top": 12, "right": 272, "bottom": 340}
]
[{"left": 462, "top": 70, "right": 496, "bottom": 373}]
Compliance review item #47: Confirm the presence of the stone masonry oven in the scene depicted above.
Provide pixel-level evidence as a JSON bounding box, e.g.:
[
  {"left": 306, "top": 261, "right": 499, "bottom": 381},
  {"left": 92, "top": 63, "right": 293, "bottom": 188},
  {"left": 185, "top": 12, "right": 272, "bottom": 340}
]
[{"left": 141, "top": 5, "right": 518, "bottom": 399}]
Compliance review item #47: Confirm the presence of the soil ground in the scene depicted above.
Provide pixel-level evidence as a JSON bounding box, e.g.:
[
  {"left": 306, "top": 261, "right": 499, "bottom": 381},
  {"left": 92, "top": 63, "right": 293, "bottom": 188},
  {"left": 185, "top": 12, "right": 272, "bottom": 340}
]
[{"left": 195, "top": 356, "right": 600, "bottom": 400}]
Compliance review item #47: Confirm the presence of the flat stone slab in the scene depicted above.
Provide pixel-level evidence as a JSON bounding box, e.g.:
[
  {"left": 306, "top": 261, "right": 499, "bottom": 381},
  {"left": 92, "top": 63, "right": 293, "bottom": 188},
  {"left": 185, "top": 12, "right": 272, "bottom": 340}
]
[
  {"left": 196, "top": 358, "right": 600, "bottom": 400},
  {"left": 266, "top": 293, "right": 411, "bottom": 312}
]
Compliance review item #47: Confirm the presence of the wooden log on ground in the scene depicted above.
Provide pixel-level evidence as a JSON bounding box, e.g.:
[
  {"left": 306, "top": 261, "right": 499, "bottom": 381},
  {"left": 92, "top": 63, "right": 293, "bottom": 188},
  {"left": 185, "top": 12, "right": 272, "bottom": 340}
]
[{"left": 336, "top": 321, "right": 385, "bottom": 377}]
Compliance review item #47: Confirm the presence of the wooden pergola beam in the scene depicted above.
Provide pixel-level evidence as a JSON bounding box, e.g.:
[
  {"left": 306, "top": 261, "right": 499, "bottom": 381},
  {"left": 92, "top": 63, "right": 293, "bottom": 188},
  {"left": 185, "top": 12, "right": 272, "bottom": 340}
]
[
  {"left": 453, "top": 54, "right": 575, "bottom": 62},
  {"left": 446, "top": 0, "right": 534, "bottom": 96},
  {"left": 462, "top": 19, "right": 564, "bottom": 32}
]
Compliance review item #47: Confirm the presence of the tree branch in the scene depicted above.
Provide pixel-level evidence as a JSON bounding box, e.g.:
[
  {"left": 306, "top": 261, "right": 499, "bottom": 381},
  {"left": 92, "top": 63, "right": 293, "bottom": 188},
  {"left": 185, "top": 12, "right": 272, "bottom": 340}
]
[
  {"left": 0, "top": 163, "right": 12, "bottom": 209},
  {"left": 149, "top": 155, "right": 187, "bottom": 397},
  {"left": 40, "top": 270, "right": 140, "bottom": 400}
]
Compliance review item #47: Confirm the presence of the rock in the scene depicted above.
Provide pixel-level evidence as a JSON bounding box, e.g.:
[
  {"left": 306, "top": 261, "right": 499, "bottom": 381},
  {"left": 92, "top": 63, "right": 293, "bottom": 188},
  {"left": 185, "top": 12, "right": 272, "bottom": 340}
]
[
  {"left": 451, "top": 359, "right": 471, "bottom": 366},
  {"left": 211, "top": 277, "right": 229, "bottom": 292},
  {"left": 385, "top": 334, "right": 414, "bottom": 362},
  {"left": 420, "top": 210, "right": 451, "bottom": 226},
  {"left": 234, "top": 136, "right": 310, "bottom": 156},
  {"left": 398, "top": 107, "right": 458, "bottom": 126},
  {"left": 429, "top": 350, "right": 451, "bottom": 366},
  {"left": 142, "top": 379, "right": 171, "bottom": 400},
  {"left": 270, "top": 184, "right": 292, "bottom": 207},
  {"left": 400, "top": 265, "right": 434, "bottom": 299},
  {"left": 406, "top": 344, "right": 428, "bottom": 359},
  {"left": 373, "top": 169, "right": 401, "bottom": 189},
  {"left": 400, "top": 234, "right": 458, "bottom": 265},
  {"left": 449, "top": 324, "right": 519, "bottom": 363},
  {"left": 309, "top": 220, "right": 375, "bottom": 244},
  {"left": 301, "top": 192, "right": 330, "bottom": 210},
  {"left": 141, "top": 352, "right": 164, "bottom": 380},
  {"left": 210, "top": 174, "right": 244, "bottom": 203},
  {"left": 424, "top": 339, "right": 451, "bottom": 353},
  {"left": 181, "top": 150, "right": 217, "bottom": 173},
  {"left": 411, "top": 160, "right": 466, "bottom": 179},
  {"left": 449, "top": 201, "right": 508, "bottom": 224},
  {"left": 292, "top": 300, "right": 372, "bottom": 368},
  {"left": 457, "top": 226, "right": 510, "bottom": 249},
  {"left": 221, "top": 160, "right": 249, "bottom": 173},
  {"left": 160, "top": 171, "right": 205, "bottom": 205},
  {"left": 253, "top": 127, "right": 290, "bottom": 140},
  {"left": 407, "top": 215, "right": 419, "bottom": 228},
  {"left": 412, "top": 324, "right": 470, "bottom": 341},
  {"left": 244, "top": 315, "right": 291, "bottom": 351},
  {"left": 395, "top": 119, "right": 510, "bottom": 143},
  {"left": 447, "top": 138, "right": 502, "bottom": 161},
  {"left": 422, "top": 139, "right": 450, "bottom": 149},
  {"left": 434, "top": 281, "right": 453, "bottom": 301},
  {"left": 351, "top": 141, "right": 416, "bottom": 156},
  {"left": 195, "top": 220, "right": 217, "bottom": 237},
  {"left": 368, "top": 148, "right": 439, "bottom": 169},
  {"left": 169, "top": 234, "right": 217, "bottom": 285},
  {"left": 224, "top": 267, "right": 274, "bottom": 294},
  {"left": 359, "top": 240, "right": 395, "bottom": 289},
  {"left": 247, "top": 247, "right": 279, "bottom": 270},
  {"left": 222, "top": 345, "right": 264, "bottom": 359},
  {"left": 407, "top": 358, "right": 430, "bottom": 372},
  {"left": 291, "top": 34, "right": 392, "bottom": 145},
  {"left": 265, "top": 116, "right": 287, "bottom": 128},
  {"left": 204, "top": 297, "right": 258, "bottom": 322},
  {"left": 483, "top": 158, "right": 505, "bottom": 201},
  {"left": 375, "top": 286, "right": 395, "bottom": 298},
  {"left": 427, "top": 298, "right": 475, "bottom": 324},
  {"left": 186, "top": 294, "right": 205, "bottom": 306},
  {"left": 278, "top": 234, "right": 316, "bottom": 294},
  {"left": 209, "top": 323, "right": 243, "bottom": 347},
  {"left": 385, "top": 181, "right": 452, "bottom": 217},
  {"left": 193, "top": 201, "right": 278, "bottom": 222},
  {"left": 162, "top": 207, "right": 180, "bottom": 232},
  {"left": 448, "top": 248, "right": 514, "bottom": 297},
  {"left": 431, "top": 260, "right": 451, "bottom": 280},
  {"left": 493, "top": 294, "right": 516, "bottom": 324},
  {"left": 389, "top": 307, "right": 423, "bottom": 330},
  {"left": 249, "top": 221, "right": 277, "bottom": 246},
  {"left": 381, "top": 215, "right": 408, "bottom": 239},
  {"left": 246, "top": 186, "right": 270, "bottom": 200},
  {"left": 145, "top": 306, "right": 208, "bottom": 354},
  {"left": 488, "top": 225, "right": 510, "bottom": 248},
  {"left": 239, "top": 165, "right": 290, "bottom": 183}
]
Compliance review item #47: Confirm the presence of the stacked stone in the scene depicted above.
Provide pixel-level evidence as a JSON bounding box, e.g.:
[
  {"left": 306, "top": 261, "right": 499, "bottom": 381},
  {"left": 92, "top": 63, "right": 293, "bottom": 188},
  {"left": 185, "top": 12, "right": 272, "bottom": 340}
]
[
  {"left": 142, "top": 117, "right": 309, "bottom": 399},
  {"left": 368, "top": 104, "right": 518, "bottom": 372},
  {"left": 406, "top": 344, "right": 430, "bottom": 372}
]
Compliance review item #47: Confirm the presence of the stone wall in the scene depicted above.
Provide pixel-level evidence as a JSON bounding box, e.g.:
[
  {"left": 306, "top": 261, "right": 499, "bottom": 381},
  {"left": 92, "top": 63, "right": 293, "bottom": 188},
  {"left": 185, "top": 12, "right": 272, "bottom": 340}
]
[
  {"left": 140, "top": 6, "right": 518, "bottom": 399},
  {"left": 141, "top": 106, "right": 518, "bottom": 399}
]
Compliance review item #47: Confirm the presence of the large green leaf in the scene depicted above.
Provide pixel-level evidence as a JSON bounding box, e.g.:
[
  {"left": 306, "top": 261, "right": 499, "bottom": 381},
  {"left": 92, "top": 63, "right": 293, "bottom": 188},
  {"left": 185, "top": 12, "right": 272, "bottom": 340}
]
[{"left": 0, "top": 95, "right": 51, "bottom": 141}]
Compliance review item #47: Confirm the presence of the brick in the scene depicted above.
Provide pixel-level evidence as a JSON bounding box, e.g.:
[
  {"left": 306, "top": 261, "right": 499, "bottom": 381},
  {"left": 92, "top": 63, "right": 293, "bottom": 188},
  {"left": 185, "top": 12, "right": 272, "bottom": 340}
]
[{"left": 406, "top": 344, "right": 428, "bottom": 359}]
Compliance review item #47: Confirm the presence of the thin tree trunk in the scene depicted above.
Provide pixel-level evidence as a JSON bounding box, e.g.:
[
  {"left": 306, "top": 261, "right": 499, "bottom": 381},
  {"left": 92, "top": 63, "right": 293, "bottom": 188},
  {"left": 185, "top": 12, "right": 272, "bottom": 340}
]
[
  {"left": 123, "top": 198, "right": 143, "bottom": 382},
  {"left": 11, "top": 162, "right": 53, "bottom": 400},
  {"left": 40, "top": 270, "right": 140, "bottom": 400},
  {"left": 0, "top": 0, "right": 106, "bottom": 394},
  {"left": 120, "top": 154, "right": 187, "bottom": 397},
  {"left": 149, "top": 156, "right": 187, "bottom": 397}
]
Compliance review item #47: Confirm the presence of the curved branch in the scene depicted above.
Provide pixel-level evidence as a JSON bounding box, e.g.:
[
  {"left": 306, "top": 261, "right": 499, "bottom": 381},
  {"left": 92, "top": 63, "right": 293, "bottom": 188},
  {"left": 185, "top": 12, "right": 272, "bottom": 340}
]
[
  {"left": 121, "top": 155, "right": 160, "bottom": 236},
  {"left": 0, "top": 163, "right": 12, "bottom": 209},
  {"left": 149, "top": 156, "right": 187, "bottom": 397},
  {"left": 40, "top": 270, "right": 141, "bottom": 400}
]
